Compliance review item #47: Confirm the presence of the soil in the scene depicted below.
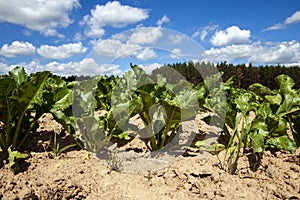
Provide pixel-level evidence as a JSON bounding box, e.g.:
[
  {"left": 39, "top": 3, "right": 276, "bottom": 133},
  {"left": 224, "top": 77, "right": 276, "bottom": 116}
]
[{"left": 0, "top": 113, "right": 300, "bottom": 200}]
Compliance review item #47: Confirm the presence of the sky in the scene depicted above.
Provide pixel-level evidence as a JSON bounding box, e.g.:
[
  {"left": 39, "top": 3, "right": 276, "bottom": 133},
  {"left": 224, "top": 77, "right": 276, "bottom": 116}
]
[{"left": 0, "top": 0, "right": 300, "bottom": 76}]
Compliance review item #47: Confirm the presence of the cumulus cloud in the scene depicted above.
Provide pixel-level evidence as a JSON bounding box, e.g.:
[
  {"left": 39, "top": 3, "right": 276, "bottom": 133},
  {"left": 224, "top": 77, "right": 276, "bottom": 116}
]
[
  {"left": 128, "top": 27, "right": 163, "bottom": 45},
  {"left": 92, "top": 39, "right": 140, "bottom": 58},
  {"left": 264, "top": 10, "right": 300, "bottom": 31},
  {"left": 43, "top": 58, "right": 121, "bottom": 76},
  {"left": 210, "top": 26, "right": 251, "bottom": 46},
  {"left": 92, "top": 38, "right": 158, "bottom": 61},
  {"left": 0, "top": 62, "right": 15, "bottom": 74},
  {"left": 82, "top": 1, "right": 148, "bottom": 38},
  {"left": 285, "top": 11, "right": 300, "bottom": 24},
  {"left": 192, "top": 24, "right": 218, "bottom": 41},
  {"left": 168, "top": 34, "right": 186, "bottom": 44},
  {"left": 138, "top": 63, "right": 162, "bottom": 74},
  {"left": 157, "top": 15, "right": 170, "bottom": 27},
  {"left": 136, "top": 47, "right": 157, "bottom": 60},
  {"left": 0, "top": 58, "right": 122, "bottom": 76},
  {"left": 37, "top": 42, "right": 87, "bottom": 59},
  {"left": 264, "top": 23, "right": 286, "bottom": 31},
  {"left": 0, "top": 41, "right": 36, "bottom": 57},
  {"left": 204, "top": 43, "right": 262, "bottom": 62},
  {"left": 73, "top": 32, "right": 83, "bottom": 41},
  {"left": 203, "top": 40, "right": 300, "bottom": 66},
  {"left": 170, "top": 48, "right": 182, "bottom": 59},
  {"left": 0, "top": 0, "right": 80, "bottom": 37},
  {"left": 249, "top": 40, "right": 300, "bottom": 64}
]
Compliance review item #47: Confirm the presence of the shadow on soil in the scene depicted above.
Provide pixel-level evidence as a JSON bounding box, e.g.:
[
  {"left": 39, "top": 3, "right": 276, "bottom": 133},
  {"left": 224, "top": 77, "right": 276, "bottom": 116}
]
[{"left": 0, "top": 130, "right": 82, "bottom": 173}]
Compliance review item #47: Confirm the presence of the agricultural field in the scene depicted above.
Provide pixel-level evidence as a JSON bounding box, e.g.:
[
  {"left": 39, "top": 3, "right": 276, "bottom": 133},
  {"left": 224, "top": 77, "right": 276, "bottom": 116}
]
[{"left": 0, "top": 65, "right": 300, "bottom": 199}]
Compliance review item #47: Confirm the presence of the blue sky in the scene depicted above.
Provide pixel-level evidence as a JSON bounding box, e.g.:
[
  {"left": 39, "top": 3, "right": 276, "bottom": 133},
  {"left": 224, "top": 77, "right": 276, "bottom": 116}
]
[{"left": 0, "top": 0, "right": 300, "bottom": 76}]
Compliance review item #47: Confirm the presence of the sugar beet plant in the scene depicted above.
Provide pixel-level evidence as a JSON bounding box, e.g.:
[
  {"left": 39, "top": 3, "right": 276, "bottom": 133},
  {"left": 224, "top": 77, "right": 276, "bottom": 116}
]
[
  {"left": 112, "top": 66, "right": 199, "bottom": 151},
  {"left": 0, "top": 67, "right": 76, "bottom": 172},
  {"left": 75, "top": 65, "right": 199, "bottom": 152},
  {"left": 202, "top": 73, "right": 299, "bottom": 174},
  {"left": 1, "top": 65, "right": 299, "bottom": 175},
  {"left": 76, "top": 66, "right": 299, "bottom": 173}
]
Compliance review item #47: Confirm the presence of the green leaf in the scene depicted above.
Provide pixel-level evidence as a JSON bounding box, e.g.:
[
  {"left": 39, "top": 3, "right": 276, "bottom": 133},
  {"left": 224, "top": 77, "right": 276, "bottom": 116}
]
[
  {"left": 235, "top": 93, "right": 251, "bottom": 115},
  {"left": 275, "top": 74, "right": 296, "bottom": 95},
  {"left": 276, "top": 94, "right": 300, "bottom": 117},
  {"left": 8, "top": 147, "right": 27, "bottom": 174},
  {"left": 118, "top": 132, "right": 131, "bottom": 140},
  {"left": 11, "top": 71, "right": 50, "bottom": 112},
  {"left": 256, "top": 103, "right": 272, "bottom": 119},
  {"left": 265, "top": 94, "right": 282, "bottom": 105},
  {"left": 249, "top": 120, "right": 269, "bottom": 153},
  {"left": 8, "top": 71, "right": 50, "bottom": 148},
  {"left": 266, "top": 135, "right": 296, "bottom": 153},
  {"left": 9, "top": 67, "right": 28, "bottom": 86},
  {"left": 77, "top": 117, "right": 108, "bottom": 153},
  {"left": 289, "top": 115, "right": 300, "bottom": 147},
  {"left": 194, "top": 141, "right": 225, "bottom": 155},
  {"left": 249, "top": 83, "right": 273, "bottom": 96},
  {"left": 267, "top": 116, "right": 287, "bottom": 136}
]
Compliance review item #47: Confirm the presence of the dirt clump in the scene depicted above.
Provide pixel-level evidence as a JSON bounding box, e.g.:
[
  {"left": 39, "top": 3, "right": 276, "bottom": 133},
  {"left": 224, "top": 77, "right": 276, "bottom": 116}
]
[{"left": 0, "top": 113, "right": 299, "bottom": 199}]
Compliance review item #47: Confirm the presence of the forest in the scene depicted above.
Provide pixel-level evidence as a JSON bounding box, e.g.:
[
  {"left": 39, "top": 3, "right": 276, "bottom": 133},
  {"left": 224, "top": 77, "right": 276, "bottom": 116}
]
[
  {"left": 63, "top": 61, "right": 300, "bottom": 90},
  {"left": 152, "top": 61, "right": 300, "bottom": 89}
]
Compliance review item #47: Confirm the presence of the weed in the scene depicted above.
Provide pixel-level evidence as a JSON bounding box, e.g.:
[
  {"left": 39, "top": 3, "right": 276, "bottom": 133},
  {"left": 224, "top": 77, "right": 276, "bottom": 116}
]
[
  {"left": 106, "top": 150, "right": 123, "bottom": 171},
  {"left": 51, "top": 132, "right": 77, "bottom": 157}
]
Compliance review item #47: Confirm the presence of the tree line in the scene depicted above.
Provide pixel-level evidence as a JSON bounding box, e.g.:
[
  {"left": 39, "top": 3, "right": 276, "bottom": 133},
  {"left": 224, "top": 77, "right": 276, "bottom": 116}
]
[
  {"left": 152, "top": 61, "right": 300, "bottom": 89},
  {"left": 62, "top": 61, "right": 300, "bottom": 89}
]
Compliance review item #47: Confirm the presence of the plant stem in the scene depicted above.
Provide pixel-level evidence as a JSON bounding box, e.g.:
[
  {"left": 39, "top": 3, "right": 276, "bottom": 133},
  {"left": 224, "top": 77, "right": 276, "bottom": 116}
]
[
  {"left": 159, "top": 108, "right": 175, "bottom": 149},
  {"left": 5, "top": 97, "right": 12, "bottom": 149},
  {"left": 141, "top": 111, "right": 157, "bottom": 150}
]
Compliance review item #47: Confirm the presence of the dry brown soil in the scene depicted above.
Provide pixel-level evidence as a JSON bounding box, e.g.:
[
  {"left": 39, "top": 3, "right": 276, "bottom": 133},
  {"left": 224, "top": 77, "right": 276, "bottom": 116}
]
[{"left": 0, "top": 113, "right": 300, "bottom": 200}]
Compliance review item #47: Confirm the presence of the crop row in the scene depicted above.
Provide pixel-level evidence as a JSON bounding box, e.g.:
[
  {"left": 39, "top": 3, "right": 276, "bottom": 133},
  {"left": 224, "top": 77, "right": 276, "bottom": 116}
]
[{"left": 0, "top": 65, "right": 299, "bottom": 174}]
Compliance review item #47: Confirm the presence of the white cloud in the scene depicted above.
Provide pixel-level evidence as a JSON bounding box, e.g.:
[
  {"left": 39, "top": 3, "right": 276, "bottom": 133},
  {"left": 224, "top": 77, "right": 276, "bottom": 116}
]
[
  {"left": 92, "top": 39, "right": 140, "bottom": 58},
  {"left": 0, "top": 41, "right": 36, "bottom": 57},
  {"left": 111, "top": 33, "right": 129, "bottom": 42},
  {"left": 128, "top": 27, "right": 163, "bottom": 45},
  {"left": 0, "top": 60, "right": 43, "bottom": 75},
  {"left": 192, "top": 25, "right": 218, "bottom": 41},
  {"left": 249, "top": 41, "right": 300, "bottom": 64},
  {"left": 43, "top": 58, "right": 121, "bottom": 76},
  {"left": 168, "top": 34, "right": 186, "bottom": 44},
  {"left": 43, "top": 29, "right": 65, "bottom": 39},
  {"left": 22, "top": 30, "right": 32, "bottom": 36},
  {"left": 82, "top": 1, "right": 148, "bottom": 38},
  {"left": 136, "top": 47, "right": 157, "bottom": 60},
  {"left": 0, "top": 58, "right": 122, "bottom": 76},
  {"left": 264, "top": 10, "right": 300, "bottom": 31},
  {"left": 170, "top": 48, "right": 182, "bottom": 59},
  {"left": 210, "top": 26, "right": 251, "bottom": 46},
  {"left": 285, "top": 11, "right": 300, "bottom": 24},
  {"left": 157, "top": 15, "right": 170, "bottom": 27},
  {"left": 0, "top": 62, "right": 15, "bottom": 74},
  {"left": 37, "top": 42, "right": 87, "bottom": 59},
  {"left": 0, "top": 0, "right": 80, "bottom": 37},
  {"left": 204, "top": 43, "right": 262, "bottom": 62},
  {"left": 204, "top": 40, "right": 300, "bottom": 65},
  {"left": 264, "top": 23, "right": 286, "bottom": 31},
  {"left": 138, "top": 63, "right": 162, "bottom": 74},
  {"left": 73, "top": 32, "right": 83, "bottom": 41}
]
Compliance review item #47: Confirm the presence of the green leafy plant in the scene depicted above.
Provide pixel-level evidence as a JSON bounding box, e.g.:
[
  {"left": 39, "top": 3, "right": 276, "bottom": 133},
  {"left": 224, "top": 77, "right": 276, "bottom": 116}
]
[
  {"left": 0, "top": 67, "right": 79, "bottom": 171},
  {"left": 112, "top": 66, "right": 198, "bottom": 151},
  {"left": 249, "top": 74, "right": 299, "bottom": 151},
  {"left": 78, "top": 65, "right": 198, "bottom": 152},
  {"left": 8, "top": 146, "right": 27, "bottom": 174},
  {"left": 201, "top": 74, "right": 298, "bottom": 174},
  {"left": 106, "top": 150, "right": 123, "bottom": 171},
  {"left": 0, "top": 67, "right": 50, "bottom": 151},
  {"left": 51, "top": 132, "right": 77, "bottom": 157}
]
